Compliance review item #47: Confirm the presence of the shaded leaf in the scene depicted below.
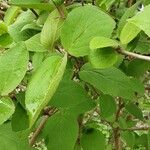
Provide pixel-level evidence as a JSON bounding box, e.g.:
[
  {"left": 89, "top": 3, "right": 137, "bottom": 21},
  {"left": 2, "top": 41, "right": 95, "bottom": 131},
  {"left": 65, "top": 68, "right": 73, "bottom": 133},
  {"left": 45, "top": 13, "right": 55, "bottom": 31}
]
[
  {"left": 81, "top": 129, "right": 105, "bottom": 150},
  {"left": 42, "top": 111, "right": 78, "bottom": 150}
]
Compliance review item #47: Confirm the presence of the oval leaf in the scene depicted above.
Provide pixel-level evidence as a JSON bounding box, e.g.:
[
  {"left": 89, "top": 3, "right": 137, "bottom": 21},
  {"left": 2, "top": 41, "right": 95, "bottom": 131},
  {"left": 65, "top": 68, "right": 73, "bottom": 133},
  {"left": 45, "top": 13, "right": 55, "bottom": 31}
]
[
  {"left": 61, "top": 5, "right": 116, "bottom": 57},
  {"left": 0, "top": 42, "right": 29, "bottom": 96},
  {"left": 25, "top": 53, "right": 67, "bottom": 127}
]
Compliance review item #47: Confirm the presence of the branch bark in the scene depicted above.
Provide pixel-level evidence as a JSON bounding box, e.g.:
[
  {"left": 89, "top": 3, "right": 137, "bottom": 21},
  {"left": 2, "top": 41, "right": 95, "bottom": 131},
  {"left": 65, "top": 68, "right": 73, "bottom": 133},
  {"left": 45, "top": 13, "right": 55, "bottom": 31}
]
[
  {"left": 113, "top": 99, "right": 124, "bottom": 150},
  {"left": 116, "top": 48, "right": 150, "bottom": 61},
  {"left": 29, "top": 107, "right": 58, "bottom": 146}
]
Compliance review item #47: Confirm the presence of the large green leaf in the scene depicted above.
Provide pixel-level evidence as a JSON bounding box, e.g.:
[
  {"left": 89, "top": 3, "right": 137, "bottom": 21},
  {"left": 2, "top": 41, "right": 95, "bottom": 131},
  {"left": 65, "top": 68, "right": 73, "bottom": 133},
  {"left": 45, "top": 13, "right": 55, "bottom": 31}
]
[
  {"left": 99, "top": 94, "right": 116, "bottom": 119},
  {"left": 0, "top": 43, "right": 29, "bottom": 96},
  {"left": 42, "top": 111, "right": 78, "bottom": 150},
  {"left": 79, "top": 64, "right": 144, "bottom": 99},
  {"left": 25, "top": 33, "right": 48, "bottom": 52},
  {"left": 81, "top": 129, "right": 106, "bottom": 150},
  {"left": 61, "top": 5, "right": 115, "bottom": 57},
  {"left": 50, "top": 79, "right": 95, "bottom": 116},
  {"left": 0, "top": 97, "right": 15, "bottom": 125},
  {"left": 128, "top": 4, "right": 150, "bottom": 37},
  {"left": 0, "top": 123, "right": 31, "bottom": 150},
  {"left": 41, "top": 10, "right": 63, "bottom": 50},
  {"left": 25, "top": 53, "right": 67, "bottom": 127},
  {"left": 9, "top": 0, "right": 64, "bottom": 11}
]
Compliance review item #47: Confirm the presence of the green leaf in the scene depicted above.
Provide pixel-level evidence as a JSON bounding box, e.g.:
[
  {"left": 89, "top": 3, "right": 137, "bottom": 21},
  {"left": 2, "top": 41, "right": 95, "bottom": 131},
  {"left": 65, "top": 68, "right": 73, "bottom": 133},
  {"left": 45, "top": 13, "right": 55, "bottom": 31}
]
[
  {"left": 0, "top": 97, "right": 15, "bottom": 125},
  {"left": 0, "top": 33, "right": 13, "bottom": 48},
  {"left": 42, "top": 111, "right": 78, "bottom": 150},
  {"left": 81, "top": 129, "right": 106, "bottom": 150},
  {"left": 0, "top": 21, "right": 8, "bottom": 35},
  {"left": 128, "top": 4, "right": 150, "bottom": 37},
  {"left": 32, "top": 52, "right": 44, "bottom": 71},
  {"left": 117, "top": 1, "right": 140, "bottom": 36},
  {"left": 4, "top": 6, "right": 20, "bottom": 25},
  {"left": 0, "top": 42, "right": 29, "bottom": 96},
  {"left": 127, "top": 59, "right": 150, "bottom": 78},
  {"left": 120, "top": 22, "right": 141, "bottom": 44},
  {"left": 79, "top": 64, "right": 144, "bottom": 99},
  {"left": 90, "top": 36, "right": 119, "bottom": 49},
  {"left": 8, "top": 10, "right": 36, "bottom": 42},
  {"left": 148, "top": 131, "right": 150, "bottom": 149},
  {"left": 0, "top": 123, "right": 31, "bottom": 150},
  {"left": 25, "top": 53, "right": 67, "bottom": 127},
  {"left": 89, "top": 47, "right": 118, "bottom": 69},
  {"left": 125, "top": 102, "right": 143, "bottom": 120},
  {"left": 50, "top": 79, "right": 92, "bottom": 108},
  {"left": 99, "top": 94, "right": 116, "bottom": 119},
  {"left": 41, "top": 10, "right": 63, "bottom": 50},
  {"left": 9, "top": 0, "right": 64, "bottom": 11},
  {"left": 121, "top": 131, "right": 135, "bottom": 148},
  {"left": 25, "top": 33, "right": 48, "bottom": 52},
  {"left": 61, "top": 5, "right": 115, "bottom": 57},
  {"left": 11, "top": 103, "right": 29, "bottom": 132}
]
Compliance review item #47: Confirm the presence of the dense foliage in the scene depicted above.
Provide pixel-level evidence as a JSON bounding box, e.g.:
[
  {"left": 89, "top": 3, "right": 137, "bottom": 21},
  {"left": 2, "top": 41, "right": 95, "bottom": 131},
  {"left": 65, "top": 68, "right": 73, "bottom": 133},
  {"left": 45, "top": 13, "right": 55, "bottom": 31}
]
[{"left": 0, "top": 0, "right": 150, "bottom": 149}]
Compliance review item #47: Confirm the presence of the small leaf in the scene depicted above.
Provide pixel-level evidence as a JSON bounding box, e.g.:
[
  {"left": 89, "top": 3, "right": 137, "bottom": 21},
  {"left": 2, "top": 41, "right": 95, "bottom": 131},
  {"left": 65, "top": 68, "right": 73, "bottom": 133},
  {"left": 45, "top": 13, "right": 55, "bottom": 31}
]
[
  {"left": 0, "top": 97, "right": 15, "bottom": 125},
  {"left": 99, "top": 94, "right": 116, "bottom": 119},
  {"left": 117, "top": 1, "right": 140, "bottom": 36},
  {"left": 0, "top": 33, "right": 13, "bottom": 48},
  {"left": 25, "top": 53, "right": 67, "bottom": 127},
  {"left": 0, "top": 21, "right": 8, "bottom": 36},
  {"left": 11, "top": 103, "right": 29, "bottom": 132},
  {"left": 90, "top": 36, "right": 119, "bottom": 50},
  {"left": 89, "top": 47, "right": 118, "bottom": 69},
  {"left": 120, "top": 22, "right": 141, "bottom": 44},
  {"left": 0, "top": 42, "right": 29, "bottom": 96},
  {"left": 81, "top": 129, "right": 106, "bottom": 150},
  {"left": 128, "top": 4, "right": 150, "bottom": 37},
  {"left": 41, "top": 10, "right": 63, "bottom": 50},
  {"left": 25, "top": 33, "right": 48, "bottom": 52},
  {"left": 125, "top": 102, "right": 143, "bottom": 120},
  {"left": 42, "top": 111, "right": 78, "bottom": 150},
  {"left": 4, "top": 6, "right": 20, "bottom": 25},
  {"left": 61, "top": 5, "right": 115, "bottom": 57}
]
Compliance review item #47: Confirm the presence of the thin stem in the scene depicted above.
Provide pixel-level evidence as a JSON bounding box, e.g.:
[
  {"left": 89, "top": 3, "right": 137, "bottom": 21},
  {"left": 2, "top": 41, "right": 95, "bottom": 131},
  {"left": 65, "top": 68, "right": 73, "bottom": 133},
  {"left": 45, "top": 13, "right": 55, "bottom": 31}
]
[
  {"left": 121, "top": 126, "right": 150, "bottom": 131},
  {"left": 29, "top": 107, "right": 58, "bottom": 146},
  {"left": 113, "top": 98, "right": 124, "bottom": 150},
  {"left": 116, "top": 48, "right": 150, "bottom": 61}
]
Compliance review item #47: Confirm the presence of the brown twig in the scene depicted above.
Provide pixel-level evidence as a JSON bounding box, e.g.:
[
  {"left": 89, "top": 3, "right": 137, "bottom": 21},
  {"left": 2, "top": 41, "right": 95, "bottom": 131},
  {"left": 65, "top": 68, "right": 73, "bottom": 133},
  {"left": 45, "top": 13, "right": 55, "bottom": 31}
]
[
  {"left": 113, "top": 98, "right": 124, "bottom": 150},
  {"left": 29, "top": 107, "right": 58, "bottom": 146},
  {"left": 116, "top": 48, "right": 150, "bottom": 61}
]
